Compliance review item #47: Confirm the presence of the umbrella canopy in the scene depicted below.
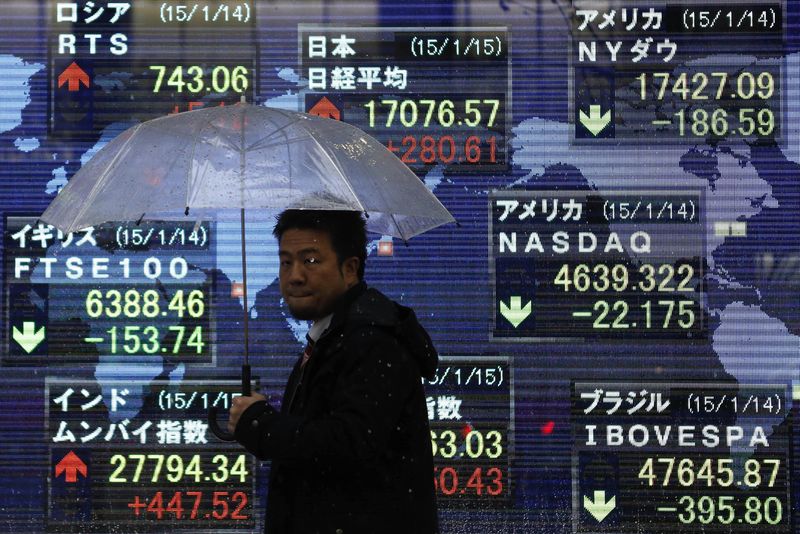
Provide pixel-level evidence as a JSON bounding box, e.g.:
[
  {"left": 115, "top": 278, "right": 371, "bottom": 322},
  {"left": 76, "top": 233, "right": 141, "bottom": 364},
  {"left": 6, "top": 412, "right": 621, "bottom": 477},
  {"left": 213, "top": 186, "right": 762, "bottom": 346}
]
[
  {"left": 40, "top": 102, "right": 455, "bottom": 441},
  {"left": 41, "top": 102, "right": 454, "bottom": 239}
]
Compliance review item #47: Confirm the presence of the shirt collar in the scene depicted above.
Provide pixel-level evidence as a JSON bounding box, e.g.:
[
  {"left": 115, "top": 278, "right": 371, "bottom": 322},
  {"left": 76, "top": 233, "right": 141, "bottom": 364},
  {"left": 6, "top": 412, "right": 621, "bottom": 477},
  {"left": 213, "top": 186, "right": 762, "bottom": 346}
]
[
  {"left": 307, "top": 313, "right": 333, "bottom": 343},
  {"left": 308, "top": 282, "right": 369, "bottom": 343}
]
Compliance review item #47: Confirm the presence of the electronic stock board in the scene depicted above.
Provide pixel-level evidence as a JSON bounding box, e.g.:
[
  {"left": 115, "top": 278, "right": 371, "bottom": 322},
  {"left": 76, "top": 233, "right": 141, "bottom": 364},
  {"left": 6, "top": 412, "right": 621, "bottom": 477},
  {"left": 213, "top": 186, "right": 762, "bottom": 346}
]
[{"left": 0, "top": 1, "right": 798, "bottom": 532}]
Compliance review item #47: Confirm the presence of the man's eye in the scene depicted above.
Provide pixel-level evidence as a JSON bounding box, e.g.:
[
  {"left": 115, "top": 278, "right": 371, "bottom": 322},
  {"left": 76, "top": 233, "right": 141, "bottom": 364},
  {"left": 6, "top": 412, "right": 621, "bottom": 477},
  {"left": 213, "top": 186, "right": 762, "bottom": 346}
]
[{"left": 305, "top": 257, "right": 318, "bottom": 264}]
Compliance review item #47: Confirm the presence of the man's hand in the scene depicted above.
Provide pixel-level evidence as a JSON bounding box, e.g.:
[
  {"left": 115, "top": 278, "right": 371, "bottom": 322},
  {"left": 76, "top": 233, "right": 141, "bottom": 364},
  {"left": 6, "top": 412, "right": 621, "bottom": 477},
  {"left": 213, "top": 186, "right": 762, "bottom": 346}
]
[{"left": 228, "top": 393, "right": 267, "bottom": 434}]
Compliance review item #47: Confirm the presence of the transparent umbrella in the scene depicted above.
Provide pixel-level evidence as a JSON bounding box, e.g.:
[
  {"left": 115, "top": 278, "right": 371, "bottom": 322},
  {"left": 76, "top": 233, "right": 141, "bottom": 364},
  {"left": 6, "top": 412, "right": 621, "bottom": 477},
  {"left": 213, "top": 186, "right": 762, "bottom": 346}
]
[{"left": 40, "top": 99, "right": 456, "bottom": 440}]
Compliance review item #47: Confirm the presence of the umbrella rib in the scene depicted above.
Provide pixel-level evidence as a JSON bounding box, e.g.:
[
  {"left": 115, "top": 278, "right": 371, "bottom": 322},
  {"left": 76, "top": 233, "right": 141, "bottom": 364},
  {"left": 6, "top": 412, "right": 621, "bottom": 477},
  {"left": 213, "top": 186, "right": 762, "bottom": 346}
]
[
  {"left": 186, "top": 126, "right": 216, "bottom": 208},
  {"left": 205, "top": 121, "right": 243, "bottom": 152},
  {"left": 186, "top": 120, "right": 201, "bottom": 209},
  {"left": 186, "top": 147, "right": 209, "bottom": 209},
  {"left": 316, "top": 121, "right": 404, "bottom": 237},
  {"left": 247, "top": 135, "right": 313, "bottom": 152},
  {"left": 297, "top": 120, "right": 366, "bottom": 213},
  {"left": 187, "top": 111, "right": 240, "bottom": 207},
  {"left": 389, "top": 212, "right": 406, "bottom": 241},
  {"left": 199, "top": 106, "right": 247, "bottom": 154},
  {"left": 245, "top": 117, "right": 303, "bottom": 152},
  {"left": 70, "top": 123, "right": 143, "bottom": 232}
]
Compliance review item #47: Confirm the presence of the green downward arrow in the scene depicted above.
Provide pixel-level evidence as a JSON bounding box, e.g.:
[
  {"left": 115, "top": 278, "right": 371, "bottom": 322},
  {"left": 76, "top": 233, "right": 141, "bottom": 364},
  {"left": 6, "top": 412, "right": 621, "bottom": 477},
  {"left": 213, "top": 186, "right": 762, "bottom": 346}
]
[
  {"left": 583, "top": 490, "right": 616, "bottom": 522},
  {"left": 579, "top": 105, "right": 611, "bottom": 136},
  {"left": 499, "top": 296, "right": 531, "bottom": 328},
  {"left": 12, "top": 321, "right": 45, "bottom": 353}
]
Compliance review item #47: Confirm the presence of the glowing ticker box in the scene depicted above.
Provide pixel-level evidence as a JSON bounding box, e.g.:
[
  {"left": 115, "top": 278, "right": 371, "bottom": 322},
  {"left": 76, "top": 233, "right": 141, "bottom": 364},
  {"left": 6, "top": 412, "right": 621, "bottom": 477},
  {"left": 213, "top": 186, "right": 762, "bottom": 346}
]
[
  {"left": 489, "top": 190, "right": 706, "bottom": 341},
  {"left": 424, "top": 355, "right": 513, "bottom": 524},
  {"left": 3, "top": 216, "right": 215, "bottom": 366},
  {"left": 570, "top": 381, "right": 791, "bottom": 533},
  {"left": 569, "top": 2, "right": 786, "bottom": 144},
  {"left": 47, "top": 0, "right": 258, "bottom": 137},
  {"left": 46, "top": 378, "right": 257, "bottom": 532},
  {"left": 299, "top": 25, "right": 511, "bottom": 174}
]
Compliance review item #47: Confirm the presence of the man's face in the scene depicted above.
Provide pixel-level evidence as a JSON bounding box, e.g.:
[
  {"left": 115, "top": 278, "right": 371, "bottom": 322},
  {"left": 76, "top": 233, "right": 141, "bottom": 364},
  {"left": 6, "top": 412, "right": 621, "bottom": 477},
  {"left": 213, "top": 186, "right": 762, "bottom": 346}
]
[{"left": 278, "top": 228, "right": 359, "bottom": 321}]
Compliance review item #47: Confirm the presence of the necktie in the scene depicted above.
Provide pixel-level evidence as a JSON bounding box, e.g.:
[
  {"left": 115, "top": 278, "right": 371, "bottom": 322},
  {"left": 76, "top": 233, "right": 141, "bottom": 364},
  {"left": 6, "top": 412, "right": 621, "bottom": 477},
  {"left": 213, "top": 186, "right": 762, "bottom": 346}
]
[{"left": 301, "top": 335, "right": 315, "bottom": 368}]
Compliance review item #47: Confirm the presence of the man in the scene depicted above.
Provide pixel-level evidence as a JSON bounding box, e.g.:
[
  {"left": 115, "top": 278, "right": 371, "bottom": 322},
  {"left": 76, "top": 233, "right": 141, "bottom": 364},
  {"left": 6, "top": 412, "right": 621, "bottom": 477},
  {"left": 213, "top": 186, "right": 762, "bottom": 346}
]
[{"left": 228, "top": 209, "right": 439, "bottom": 533}]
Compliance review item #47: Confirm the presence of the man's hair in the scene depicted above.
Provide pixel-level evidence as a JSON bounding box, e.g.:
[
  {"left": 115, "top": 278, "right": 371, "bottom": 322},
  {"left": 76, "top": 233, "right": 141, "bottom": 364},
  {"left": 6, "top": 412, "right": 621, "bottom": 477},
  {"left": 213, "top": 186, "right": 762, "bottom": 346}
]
[{"left": 272, "top": 210, "right": 367, "bottom": 280}]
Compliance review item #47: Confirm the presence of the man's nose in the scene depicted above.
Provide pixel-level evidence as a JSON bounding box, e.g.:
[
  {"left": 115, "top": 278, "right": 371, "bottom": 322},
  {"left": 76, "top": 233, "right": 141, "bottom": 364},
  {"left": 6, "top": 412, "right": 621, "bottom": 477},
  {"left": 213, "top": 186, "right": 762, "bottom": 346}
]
[{"left": 286, "top": 263, "right": 306, "bottom": 284}]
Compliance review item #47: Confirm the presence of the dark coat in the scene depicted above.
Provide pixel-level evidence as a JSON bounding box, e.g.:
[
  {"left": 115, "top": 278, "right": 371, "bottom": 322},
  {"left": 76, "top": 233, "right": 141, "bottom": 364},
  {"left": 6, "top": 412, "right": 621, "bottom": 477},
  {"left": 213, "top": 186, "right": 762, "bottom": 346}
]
[{"left": 235, "top": 282, "right": 440, "bottom": 534}]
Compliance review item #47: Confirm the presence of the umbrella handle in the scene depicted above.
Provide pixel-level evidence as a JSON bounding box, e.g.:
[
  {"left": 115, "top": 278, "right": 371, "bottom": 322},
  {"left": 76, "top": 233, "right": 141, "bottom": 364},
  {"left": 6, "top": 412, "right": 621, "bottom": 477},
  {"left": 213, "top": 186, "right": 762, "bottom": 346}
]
[{"left": 208, "top": 364, "right": 252, "bottom": 441}]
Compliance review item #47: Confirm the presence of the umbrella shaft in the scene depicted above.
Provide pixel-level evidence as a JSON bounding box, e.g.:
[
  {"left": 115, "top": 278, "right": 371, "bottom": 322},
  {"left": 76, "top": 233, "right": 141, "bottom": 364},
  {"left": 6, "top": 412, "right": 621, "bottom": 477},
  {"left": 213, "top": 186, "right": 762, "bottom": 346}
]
[{"left": 240, "top": 208, "right": 249, "bottom": 365}]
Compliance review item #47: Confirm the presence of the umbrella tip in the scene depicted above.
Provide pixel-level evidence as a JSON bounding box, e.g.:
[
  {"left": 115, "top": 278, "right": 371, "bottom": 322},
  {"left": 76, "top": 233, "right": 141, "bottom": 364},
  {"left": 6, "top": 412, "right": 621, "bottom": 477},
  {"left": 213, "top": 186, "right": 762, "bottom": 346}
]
[
  {"left": 184, "top": 206, "right": 190, "bottom": 216},
  {"left": 455, "top": 219, "right": 461, "bottom": 228},
  {"left": 136, "top": 213, "right": 145, "bottom": 226}
]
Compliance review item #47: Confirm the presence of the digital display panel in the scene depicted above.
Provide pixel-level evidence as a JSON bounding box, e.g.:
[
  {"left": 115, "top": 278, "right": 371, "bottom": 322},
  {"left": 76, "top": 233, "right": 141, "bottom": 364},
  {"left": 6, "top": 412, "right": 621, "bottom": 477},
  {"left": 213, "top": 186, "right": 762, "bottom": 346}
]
[
  {"left": 1, "top": 0, "right": 798, "bottom": 532},
  {"left": 572, "top": 382, "right": 792, "bottom": 532},
  {"left": 46, "top": 378, "right": 254, "bottom": 531},
  {"left": 47, "top": 0, "right": 257, "bottom": 136},
  {"left": 5, "top": 216, "right": 214, "bottom": 364},
  {"left": 425, "top": 357, "right": 512, "bottom": 507},
  {"left": 491, "top": 190, "right": 706, "bottom": 340},
  {"left": 298, "top": 26, "right": 510, "bottom": 172}
]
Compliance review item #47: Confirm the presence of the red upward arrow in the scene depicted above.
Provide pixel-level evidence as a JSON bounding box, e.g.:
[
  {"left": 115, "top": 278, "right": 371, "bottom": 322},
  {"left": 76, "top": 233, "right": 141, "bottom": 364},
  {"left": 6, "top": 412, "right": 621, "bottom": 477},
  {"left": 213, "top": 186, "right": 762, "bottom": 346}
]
[
  {"left": 308, "top": 97, "right": 340, "bottom": 120},
  {"left": 57, "top": 62, "right": 90, "bottom": 92},
  {"left": 55, "top": 451, "right": 87, "bottom": 483}
]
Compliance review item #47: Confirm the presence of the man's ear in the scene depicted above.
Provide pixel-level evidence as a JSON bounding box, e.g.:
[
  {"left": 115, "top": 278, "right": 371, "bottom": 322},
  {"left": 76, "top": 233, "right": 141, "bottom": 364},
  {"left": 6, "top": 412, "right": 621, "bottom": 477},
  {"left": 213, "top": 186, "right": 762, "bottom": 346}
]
[{"left": 342, "top": 256, "right": 360, "bottom": 285}]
